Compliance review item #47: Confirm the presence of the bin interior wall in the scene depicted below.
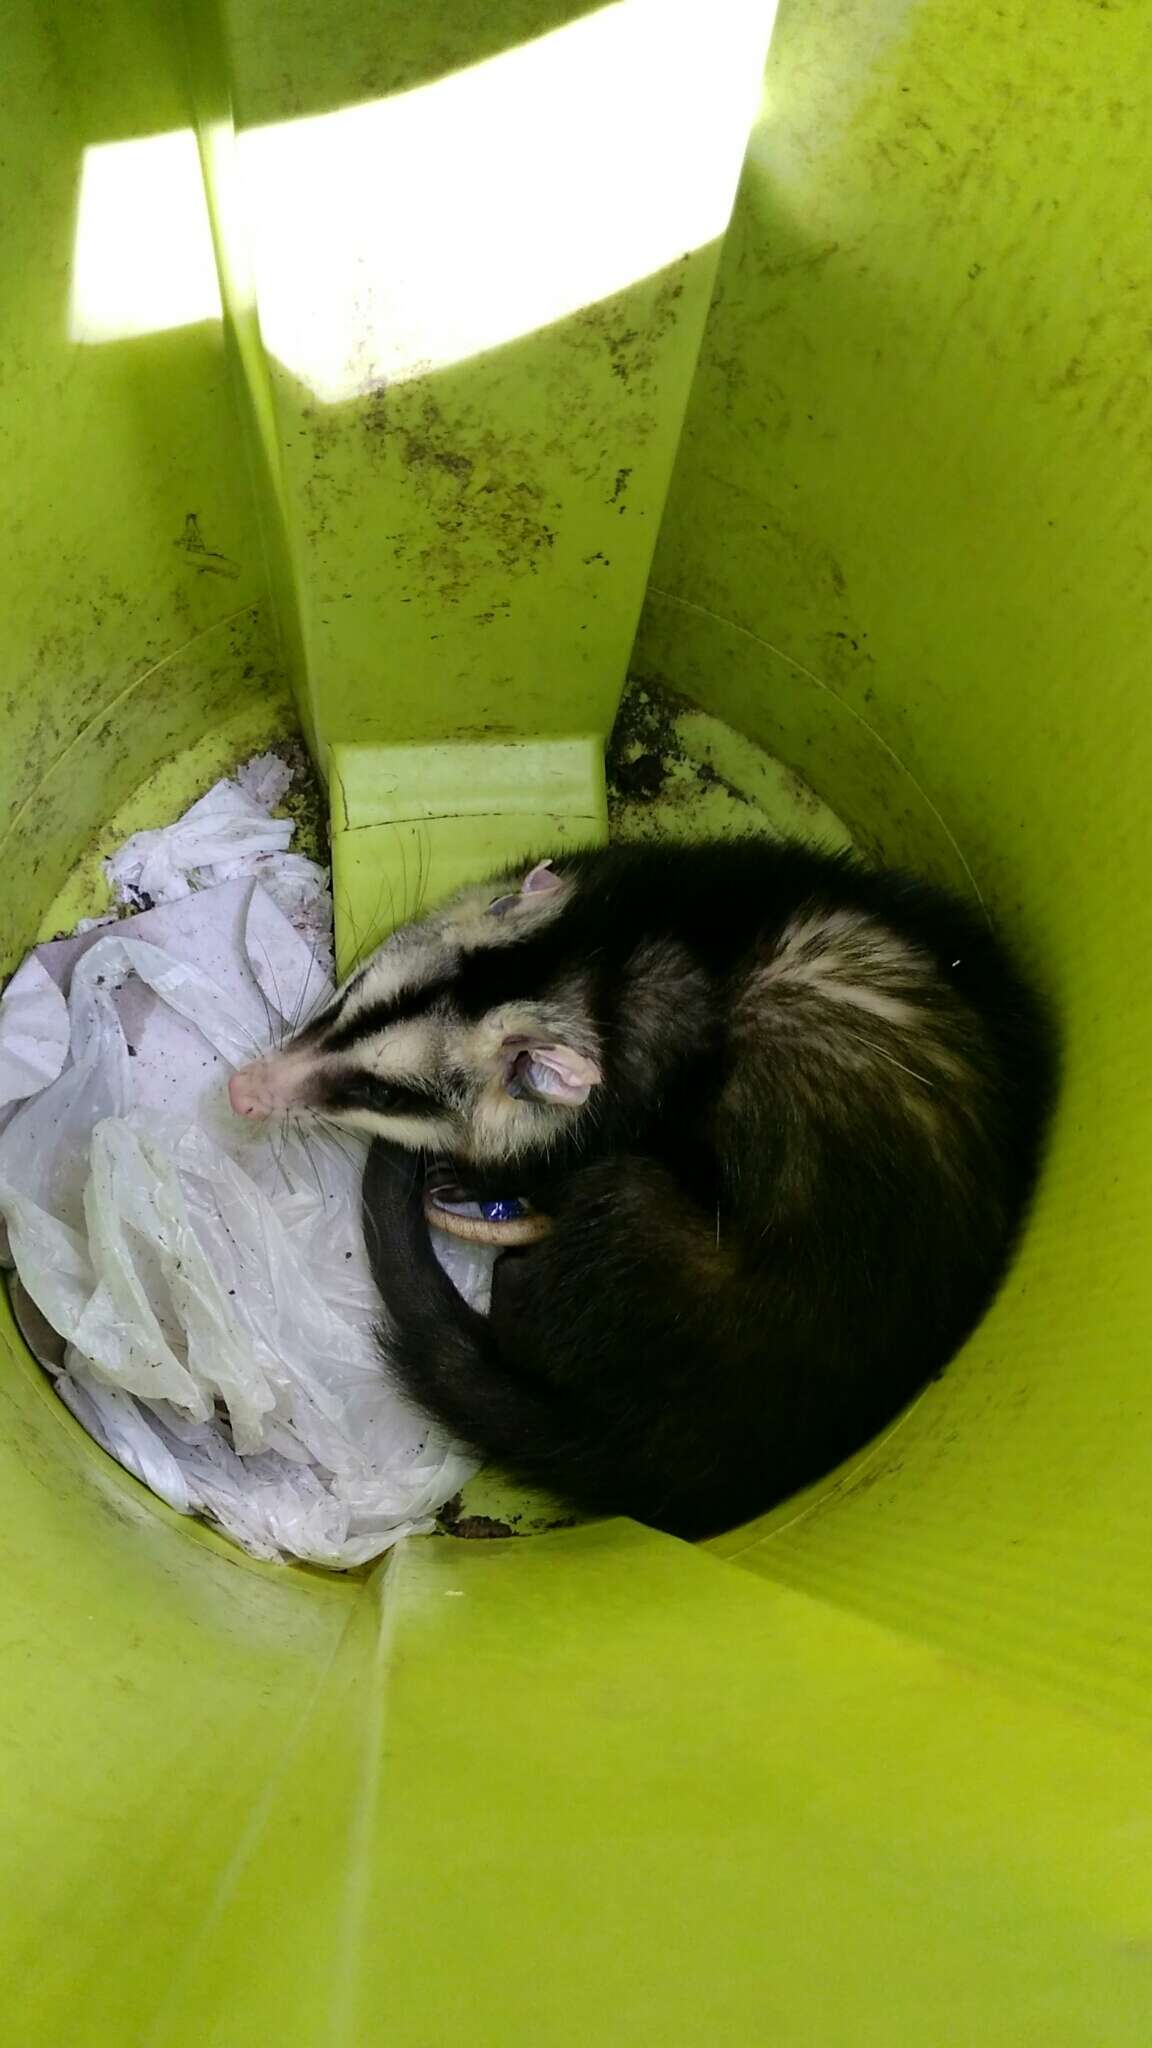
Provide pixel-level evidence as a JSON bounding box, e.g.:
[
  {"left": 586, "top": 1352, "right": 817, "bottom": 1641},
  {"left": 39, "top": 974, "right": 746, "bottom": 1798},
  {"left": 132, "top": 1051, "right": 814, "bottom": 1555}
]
[
  {"left": 3, "top": 0, "right": 1152, "bottom": 2040},
  {"left": 640, "top": 0, "right": 1152, "bottom": 1732}
]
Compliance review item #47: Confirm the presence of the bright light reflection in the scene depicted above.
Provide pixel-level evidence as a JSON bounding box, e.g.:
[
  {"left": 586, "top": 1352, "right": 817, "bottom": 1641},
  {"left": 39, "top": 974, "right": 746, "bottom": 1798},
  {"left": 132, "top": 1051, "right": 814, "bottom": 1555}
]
[
  {"left": 240, "top": 0, "right": 772, "bottom": 399},
  {"left": 70, "top": 128, "right": 222, "bottom": 342},
  {"left": 68, "top": 0, "right": 773, "bottom": 389}
]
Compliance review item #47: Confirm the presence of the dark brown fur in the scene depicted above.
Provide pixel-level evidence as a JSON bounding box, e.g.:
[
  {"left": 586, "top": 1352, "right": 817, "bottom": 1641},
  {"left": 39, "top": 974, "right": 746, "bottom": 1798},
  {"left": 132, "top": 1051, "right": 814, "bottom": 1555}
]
[{"left": 313, "top": 839, "right": 1058, "bottom": 1538}]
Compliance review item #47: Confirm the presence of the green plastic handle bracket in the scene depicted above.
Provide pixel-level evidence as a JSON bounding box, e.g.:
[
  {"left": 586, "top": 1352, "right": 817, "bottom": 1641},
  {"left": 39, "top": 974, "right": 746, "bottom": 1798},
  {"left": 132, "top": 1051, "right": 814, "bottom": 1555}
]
[{"left": 328, "top": 736, "right": 608, "bottom": 976}]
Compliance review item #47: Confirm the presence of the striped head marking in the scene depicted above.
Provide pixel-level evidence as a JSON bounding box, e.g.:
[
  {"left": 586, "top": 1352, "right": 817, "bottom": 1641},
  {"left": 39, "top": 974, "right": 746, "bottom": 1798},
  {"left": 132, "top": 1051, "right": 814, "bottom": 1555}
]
[{"left": 227, "top": 858, "right": 602, "bottom": 1163}]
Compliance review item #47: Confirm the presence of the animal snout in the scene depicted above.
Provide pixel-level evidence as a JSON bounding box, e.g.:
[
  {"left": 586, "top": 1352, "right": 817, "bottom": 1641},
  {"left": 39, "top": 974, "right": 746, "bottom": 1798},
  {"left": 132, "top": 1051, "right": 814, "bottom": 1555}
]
[
  {"left": 228, "top": 1063, "right": 276, "bottom": 1117},
  {"left": 231, "top": 1053, "right": 320, "bottom": 1117},
  {"left": 229, "top": 1049, "right": 320, "bottom": 1117}
]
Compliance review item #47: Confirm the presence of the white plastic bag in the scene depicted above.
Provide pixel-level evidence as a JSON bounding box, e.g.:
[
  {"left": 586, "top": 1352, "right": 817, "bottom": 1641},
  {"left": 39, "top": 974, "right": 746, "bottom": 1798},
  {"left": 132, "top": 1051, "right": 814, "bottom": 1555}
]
[
  {"left": 0, "top": 873, "right": 485, "bottom": 1566},
  {"left": 0, "top": 956, "right": 71, "bottom": 1110},
  {"left": 104, "top": 749, "right": 334, "bottom": 975}
]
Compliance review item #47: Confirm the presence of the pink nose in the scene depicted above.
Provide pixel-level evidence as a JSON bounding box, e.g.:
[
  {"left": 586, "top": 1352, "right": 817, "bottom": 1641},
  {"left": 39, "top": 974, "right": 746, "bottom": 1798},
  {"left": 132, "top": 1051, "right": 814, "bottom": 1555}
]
[{"left": 229, "top": 1066, "right": 271, "bottom": 1118}]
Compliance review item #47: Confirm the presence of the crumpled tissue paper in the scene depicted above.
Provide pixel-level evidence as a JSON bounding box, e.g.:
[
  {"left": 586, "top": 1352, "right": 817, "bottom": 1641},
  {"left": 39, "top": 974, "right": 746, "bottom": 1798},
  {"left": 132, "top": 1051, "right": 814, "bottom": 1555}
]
[{"left": 0, "top": 758, "right": 486, "bottom": 1565}]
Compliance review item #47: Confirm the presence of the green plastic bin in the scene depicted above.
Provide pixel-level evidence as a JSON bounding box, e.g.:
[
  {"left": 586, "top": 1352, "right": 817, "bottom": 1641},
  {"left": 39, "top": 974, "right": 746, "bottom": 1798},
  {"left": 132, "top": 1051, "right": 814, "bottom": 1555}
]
[{"left": 4, "top": 0, "right": 1152, "bottom": 2041}]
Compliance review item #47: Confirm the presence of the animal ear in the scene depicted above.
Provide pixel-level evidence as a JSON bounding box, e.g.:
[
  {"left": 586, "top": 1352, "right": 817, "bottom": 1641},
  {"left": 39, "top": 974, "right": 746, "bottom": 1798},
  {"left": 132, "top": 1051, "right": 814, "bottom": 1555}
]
[
  {"left": 488, "top": 860, "right": 562, "bottom": 919},
  {"left": 519, "top": 859, "right": 560, "bottom": 896},
  {"left": 500, "top": 1034, "right": 601, "bottom": 1106}
]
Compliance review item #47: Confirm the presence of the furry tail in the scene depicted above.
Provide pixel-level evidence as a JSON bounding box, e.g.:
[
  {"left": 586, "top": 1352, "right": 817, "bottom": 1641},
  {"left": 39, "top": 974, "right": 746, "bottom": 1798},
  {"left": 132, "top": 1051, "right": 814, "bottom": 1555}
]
[{"left": 361, "top": 1140, "right": 572, "bottom": 1467}]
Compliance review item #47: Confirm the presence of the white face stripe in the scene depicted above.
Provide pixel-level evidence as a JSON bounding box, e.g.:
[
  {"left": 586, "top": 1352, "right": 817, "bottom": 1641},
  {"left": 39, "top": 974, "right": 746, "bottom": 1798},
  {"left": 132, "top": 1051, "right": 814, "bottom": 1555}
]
[
  {"left": 334, "top": 938, "right": 451, "bottom": 1028},
  {"left": 255, "top": 857, "right": 589, "bottom": 1156},
  {"left": 328, "top": 863, "right": 575, "bottom": 1031},
  {"left": 338, "top": 1106, "right": 458, "bottom": 1149},
  {"left": 348, "top": 1016, "right": 439, "bottom": 1080}
]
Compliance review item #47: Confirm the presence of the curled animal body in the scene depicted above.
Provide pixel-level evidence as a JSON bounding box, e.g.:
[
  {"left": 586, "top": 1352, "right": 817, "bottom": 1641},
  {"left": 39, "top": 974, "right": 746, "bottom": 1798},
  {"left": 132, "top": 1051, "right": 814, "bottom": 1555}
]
[{"left": 229, "top": 840, "right": 1055, "bottom": 1538}]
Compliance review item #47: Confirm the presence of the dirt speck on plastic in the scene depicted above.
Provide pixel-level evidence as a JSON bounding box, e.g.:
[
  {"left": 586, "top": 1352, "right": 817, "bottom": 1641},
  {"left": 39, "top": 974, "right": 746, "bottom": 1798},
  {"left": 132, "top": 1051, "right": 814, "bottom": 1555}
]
[{"left": 436, "top": 1495, "right": 520, "bottom": 1540}]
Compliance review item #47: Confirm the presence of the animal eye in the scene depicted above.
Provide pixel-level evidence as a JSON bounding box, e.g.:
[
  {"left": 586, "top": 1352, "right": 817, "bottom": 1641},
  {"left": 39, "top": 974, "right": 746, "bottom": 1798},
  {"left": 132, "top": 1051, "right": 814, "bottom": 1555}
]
[
  {"left": 331, "top": 1076, "right": 401, "bottom": 1113},
  {"left": 362, "top": 1079, "right": 401, "bottom": 1108}
]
